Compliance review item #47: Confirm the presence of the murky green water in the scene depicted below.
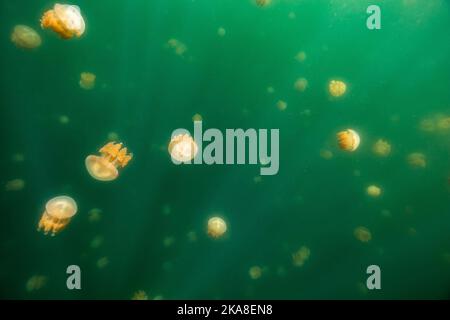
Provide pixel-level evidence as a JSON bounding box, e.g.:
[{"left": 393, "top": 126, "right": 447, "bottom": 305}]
[{"left": 1, "top": 0, "right": 449, "bottom": 299}]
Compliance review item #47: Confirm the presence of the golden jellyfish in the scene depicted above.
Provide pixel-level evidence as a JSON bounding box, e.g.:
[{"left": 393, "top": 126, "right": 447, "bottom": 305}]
[
  {"left": 168, "top": 133, "right": 198, "bottom": 163},
  {"left": 320, "top": 149, "right": 333, "bottom": 160},
  {"left": 436, "top": 116, "right": 450, "bottom": 131},
  {"left": 419, "top": 118, "right": 435, "bottom": 133},
  {"left": 295, "top": 51, "right": 307, "bottom": 63},
  {"left": 249, "top": 266, "right": 263, "bottom": 280},
  {"left": 192, "top": 113, "right": 203, "bottom": 122},
  {"left": 276, "top": 100, "right": 287, "bottom": 111},
  {"left": 41, "top": 4, "right": 85, "bottom": 39},
  {"left": 294, "top": 78, "right": 308, "bottom": 92},
  {"left": 354, "top": 226, "right": 372, "bottom": 243},
  {"left": 266, "top": 86, "right": 275, "bottom": 94},
  {"left": 85, "top": 142, "right": 133, "bottom": 181},
  {"left": 26, "top": 275, "right": 47, "bottom": 292},
  {"left": 38, "top": 196, "right": 78, "bottom": 236},
  {"left": 367, "top": 185, "right": 382, "bottom": 198},
  {"left": 11, "top": 25, "right": 41, "bottom": 49},
  {"left": 79, "top": 72, "right": 96, "bottom": 90},
  {"left": 372, "top": 139, "right": 391, "bottom": 157},
  {"left": 167, "top": 38, "right": 187, "bottom": 56},
  {"left": 328, "top": 79, "right": 347, "bottom": 98},
  {"left": 5, "top": 178, "right": 25, "bottom": 191},
  {"left": 407, "top": 152, "right": 427, "bottom": 168},
  {"left": 207, "top": 216, "right": 227, "bottom": 239},
  {"left": 132, "top": 290, "right": 148, "bottom": 300},
  {"left": 337, "top": 129, "right": 360, "bottom": 152},
  {"left": 255, "top": 0, "right": 272, "bottom": 7},
  {"left": 292, "top": 246, "right": 311, "bottom": 267},
  {"left": 97, "top": 257, "right": 109, "bottom": 269}
]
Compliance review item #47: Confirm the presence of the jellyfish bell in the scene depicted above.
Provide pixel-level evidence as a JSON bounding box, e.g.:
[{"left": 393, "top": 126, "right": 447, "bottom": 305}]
[
  {"left": 41, "top": 4, "right": 85, "bottom": 39},
  {"left": 85, "top": 142, "right": 132, "bottom": 181},
  {"left": 367, "top": 185, "right": 381, "bottom": 197},
  {"left": 79, "top": 72, "right": 96, "bottom": 90},
  {"left": 337, "top": 129, "right": 360, "bottom": 152},
  {"left": 207, "top": 216, "right": 227, "bottom": 239},
  {"left": 168, "top": 134, "right": 198, "bottom": 163},
  {"left": 38, "top": 196, "right": 78, "bottom": 236},
  {"left": 11, "top": 25, "right": 42, "bottom": 49},
  {"left": 254, "top": 0, "right": 272, "bottom": 7},
  {"left": 372, "top": 139, "right": 391, "bottom": 157},
  {"left": 328, "top": 79, "right": 347, "bottom": 98}
]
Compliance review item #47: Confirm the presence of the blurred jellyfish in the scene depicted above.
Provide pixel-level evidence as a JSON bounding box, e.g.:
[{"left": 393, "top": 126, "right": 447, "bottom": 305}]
[
  {"left": 294, "top": 78, "right": 308, "bottom": 92},
  {"left": 337, "top": 129, "right": 360, "bottom": 152},
  {"left": 255, "top": 0, "right": 272, "bottom": 7},
  {"left": 295, "top": 51, "right": 307, "bottom": 63},
  {"left": 187, "top": 231, "right": 197, "bottom": 242},
  {"left": 38, "top": 196, "right": 78, "bottom": 236},
  {"left": 59, "top": 115, "right": 70, "bottom": 124},
  {"left": 276, "top": 100, "right": 287, "bottom": 111},
  {"left": 249, "top": 266, "right": 262, "bottom": 280},
  {"left": 90, "top": 235, "right": 104, "bottom": 249},
  {"left": 97, "top": 257, "right": 109, "bottom": 269},
  {"left": 131, "top": 290, "right": 148, "bottom": 300},
  {"left": 266, "top": 86, "right": 275, "bottom": 94},
  {"left": 107, "top": 132, "right": 120, "bottom": 141},
  {"left": 372, "top": 139, "right": 391, "bottom": 157},
  {"left": 168, "top": 134, "right": 198, "bottom": 163},
  {"left": 167, "top": 38, "right": 187, "bottom": 56},
  {"left": 288, "top": 12, "right": 296, "bottom": 19},
  {"left": 328, "top": 79, "right": 347, "bottom": 98},
  {"left": 436, "top": 116, "right": 450, "bottom": 131},
  {"left": 292, "top": 246, "right": 310, "bottom": 267},
  {"left": 407, "top": 152, "right": 427, "bottom": 168},
  {"left": 5, "top": 178, "right": 25, "bottom": 191},
  {"left": 41, "top": 4, "right": 86, "bottom": 39},
  {"left": 419, "top": 118, "right": 435, "bottom": 132},
  {"left": 26, "top": 275, "right": 47, "bottom": 292},
  {"left": 79, "top": 72, "right": 96, "bottom": 90},
  {"left": 11, "top": 25, "right": 41, "bottom": 49},
  {"left": 85, "top": 142, "right": 133, "bottom": 181},
  {"left": 217, "top": 27, "right": 226, "bottom": 37},
  {"left": 192, "top": 113, "right": 203, "bottom": 122},
  {"left": 366, "top": 185, "right": 381, "bottom": 198},
  {"left": 320, "top": 149, "right": 333, "bottom": 160},
  {"left": 88, "top": 208, "right": 102, "bottom": 223},
  {"left": 163, "top": 236, "right": 175, "bottom": 248},
  {"left": 207, "top": 216, "right": 227, "bottom": 239},
  {"left": 11, "top": 153, "right": 25, "bottom": 163},
  {"left": 354, "top": 226, "right": 372, "bottom": 243}
]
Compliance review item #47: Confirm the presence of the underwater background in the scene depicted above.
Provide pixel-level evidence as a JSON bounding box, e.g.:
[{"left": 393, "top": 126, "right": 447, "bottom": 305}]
[{"left": 1, "top": 0, "right": 450, "bottom": 299}]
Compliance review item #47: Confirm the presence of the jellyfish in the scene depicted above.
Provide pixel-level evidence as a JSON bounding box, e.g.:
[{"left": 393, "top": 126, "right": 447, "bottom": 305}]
[
  {"left": 276, "top": 100, "right": 287, "bottom": 111},
  {"left": 367, "top": 185, "right": 381, "bottom": 197},
  {"left": 249, "top": 266, "right": 263, "bottom": 280},
  {"left": 354, "top": 226, "right": 372, "bottom": 243},
  {"left": 295, "top": 51, "right": 307, "bottom": 63},
  {"left": 11, "top": 153, "right": 25, "bottom": 162},
  {"left": 337, "top": 129, "right": 360, "bottom": 152},
  {"left": 90, "top": 235, "right": 104, "bottom": 249},
  {"left": 207, "top": 217, "right": 227, "bottom": 239},
  {"left": 79, "top": 72, "right": 96, "bottom": 90},
  {"left": 255, "top": 0, "right": 272, "bottom": 7},
  {"left": 163, "top": 236, "right": 175, "bottom": 247},
  {"left": 292, "top": 246, "right": 311, "bottom": 267},
  {"left": 436, "top": 116, "right": 450, "bottom": 131},
  {"left": 192, "top": 113, "right": 203, "bottom": 122},
  {"left": 407, "top": 152, "right": 426, "bottom": 168},
  {"left": 328, "top": 79, "right": 347, "bottom": 97},
  {"left": 59, "top": 115, "right": 70, "bottom": 124},
  {"left": 131, "top": 290, "right": 148, "bottom": 300},
  {"left": 96, "top": 257, "right": 109, "bottom": 269},
  {"left": 5, "top": 179, "right": 25, "bottom": 191},
  {"left": 217, "top": 27, "right": 226, "bottom": 37},
  {"left": 26, "top": 275, "right": 47, "bottom": 292},
  {"left": 88, "top": 208, "right": 102, "bottom": 223},
  {"left": 11, "top": 25, "right": 41, "bottom": 49},
  {"left": 266, "top": 86, "right": 275, "bottom": 94},
  {"left": 294, "top": 78, "right": 308, "bottom": 92},
  {"left": 320, "top": 149, "right": 333, "bottom": 160},
  {"left": 38, "top": 196, "right": 78, "bottom": 236},
  {"left": 168, "top": 134, "right": 198, "bottom": 163},
  {"left": 288, "top": 12, "right": 296, "bottom": 19},
  {"left": 41, "top": 4, "right": 85, "bottom": 39},
  {"left": 166, "top": 38, "right": 187, "bottom": 56},
  {"left": 85, "top": 142, "right": 133, "bottom": 181},
  {"left": 372, "top": 139, "right": 391, "bottom": 157}
]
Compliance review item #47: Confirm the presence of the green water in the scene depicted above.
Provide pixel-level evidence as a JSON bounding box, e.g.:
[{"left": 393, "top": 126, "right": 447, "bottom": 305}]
[{"left": 1, "top": 0, "right": 450, "bottom": 299}]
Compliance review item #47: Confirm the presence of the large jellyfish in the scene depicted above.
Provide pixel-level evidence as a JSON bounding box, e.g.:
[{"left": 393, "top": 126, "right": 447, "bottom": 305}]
[
  {"left": 38, "top": 196, "right": 78, "bottom": 235},
  {"left": 168, "top": 134, "right": 198, "bottom": 163},
  {"left": 407, "top": 152, "right": 427, "bottom": 168},
  {"left": 207, "top": 216, "right": 227, "bottom": 239},
  {"left": 372, "top": 139, "right": 391, "bottom": 157},
  {"left": 41, "top": 4, "right": 85, "bottom": 39},
  {"left": 85, "top": 142, "right": 133, "bottom": 181},
  {"left": 337, "top": 129, "right": 360, "bottom": 152},
  {"left": 11, "top": 25, "right": 41, "bottom": 49}
]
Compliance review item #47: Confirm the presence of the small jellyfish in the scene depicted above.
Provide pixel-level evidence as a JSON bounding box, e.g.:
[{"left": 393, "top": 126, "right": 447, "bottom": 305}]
[
  {"left": 131, "top": 290, "right": 148, "bottom": 300},
  {"left": 436, "top": 116, "right": 450, "bottom": 131},
  {"left": 372, "top": 139, "right": 391, "bottom": 157},
  {"left": 367, "top": 185, "right": 381, "bottom": 198},
  {"left": 163, "top": 236, "right": 175, "bottom": 248},
  {"left": 5, "top": 178, "right": 25, "bottom": 191},
  {"left": 255, "top": 0, "right": 272, "bottom": 7},
  {"left": 288, "top": 12, "right": 296, "bottom": 19},
  {"left": 249, "top": 266, "right": 262, "bottom": 280},
  {"left": 419, "top": 118, "right": 435, "bottom": 133},
  {"left": 167, "top": 38, "right": 187, "bottom": 56},
  {"left": 294, "top": 78, "right": 308, "bottom": 92},
  {"left": 320, "top": 149, "right": 333, "bottom": 160},
  {"left": 90, "top": 235, "right": 104, "bottom": 249},
  {"left": 192, "top": 113, "right": 203, "bottom": 122},
  {"left": 11, "top": 25, "right": 41, "bottom": 49},
  {"left": 38, "top": 196, "right": 78, "bottom": 236},
  {"left": 292, "top": 246, "right": 311, "bottom": 267},
  {"left": 85, "top": 142, "right": 133, "bottom": 181},
  {"left": 79, "top": 72, "right": 96, "bottom": 90},
  {"left": 59, "top": 115, "right": 70, "bottom": 124},
  {"left": 97, "top": 257, "right": 109, "bottom": 269},
  {"left": 407, "top": 152, "right": 427, "bottom": 168},
  {"left": 26, "top": 275, "right": 47, "bottom": 292},
  {"left": 11, "top": 153, "right": 25, "bottom": 163},
  {"left": 276, "top": 100, "right": 287, "bottom": 111},
  {"left": 354, "top": 226, "right": 372, "bottom": 243},
  {"left": 295, "top": 51, "right": 307, "bottom": 63},
  {"left": 337, "top": 129, "right": 360, "bottom": 152},
  {"left": 328, "top": 79, "right": 347, "bottom": 98},
  {"left": 207, "top": 216, "right": 227, "bottom": 239},
  {"left": 88, "top": 208, "right": 102, "bottom": 223},
  {"left": 187, "top": 231, "right": 197, "bottom": 242},
  {"left": 168, "top": 134, "right": 198, "bottom": 163},
  {"left": 41, "top": 4, "right": 86, "bottom": 39},
  {"left": 217, "top": 27, "right": 226, "bottom": 37},
  {"left": 266, "top": 86, "right": 275, "bottom": 94}
]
